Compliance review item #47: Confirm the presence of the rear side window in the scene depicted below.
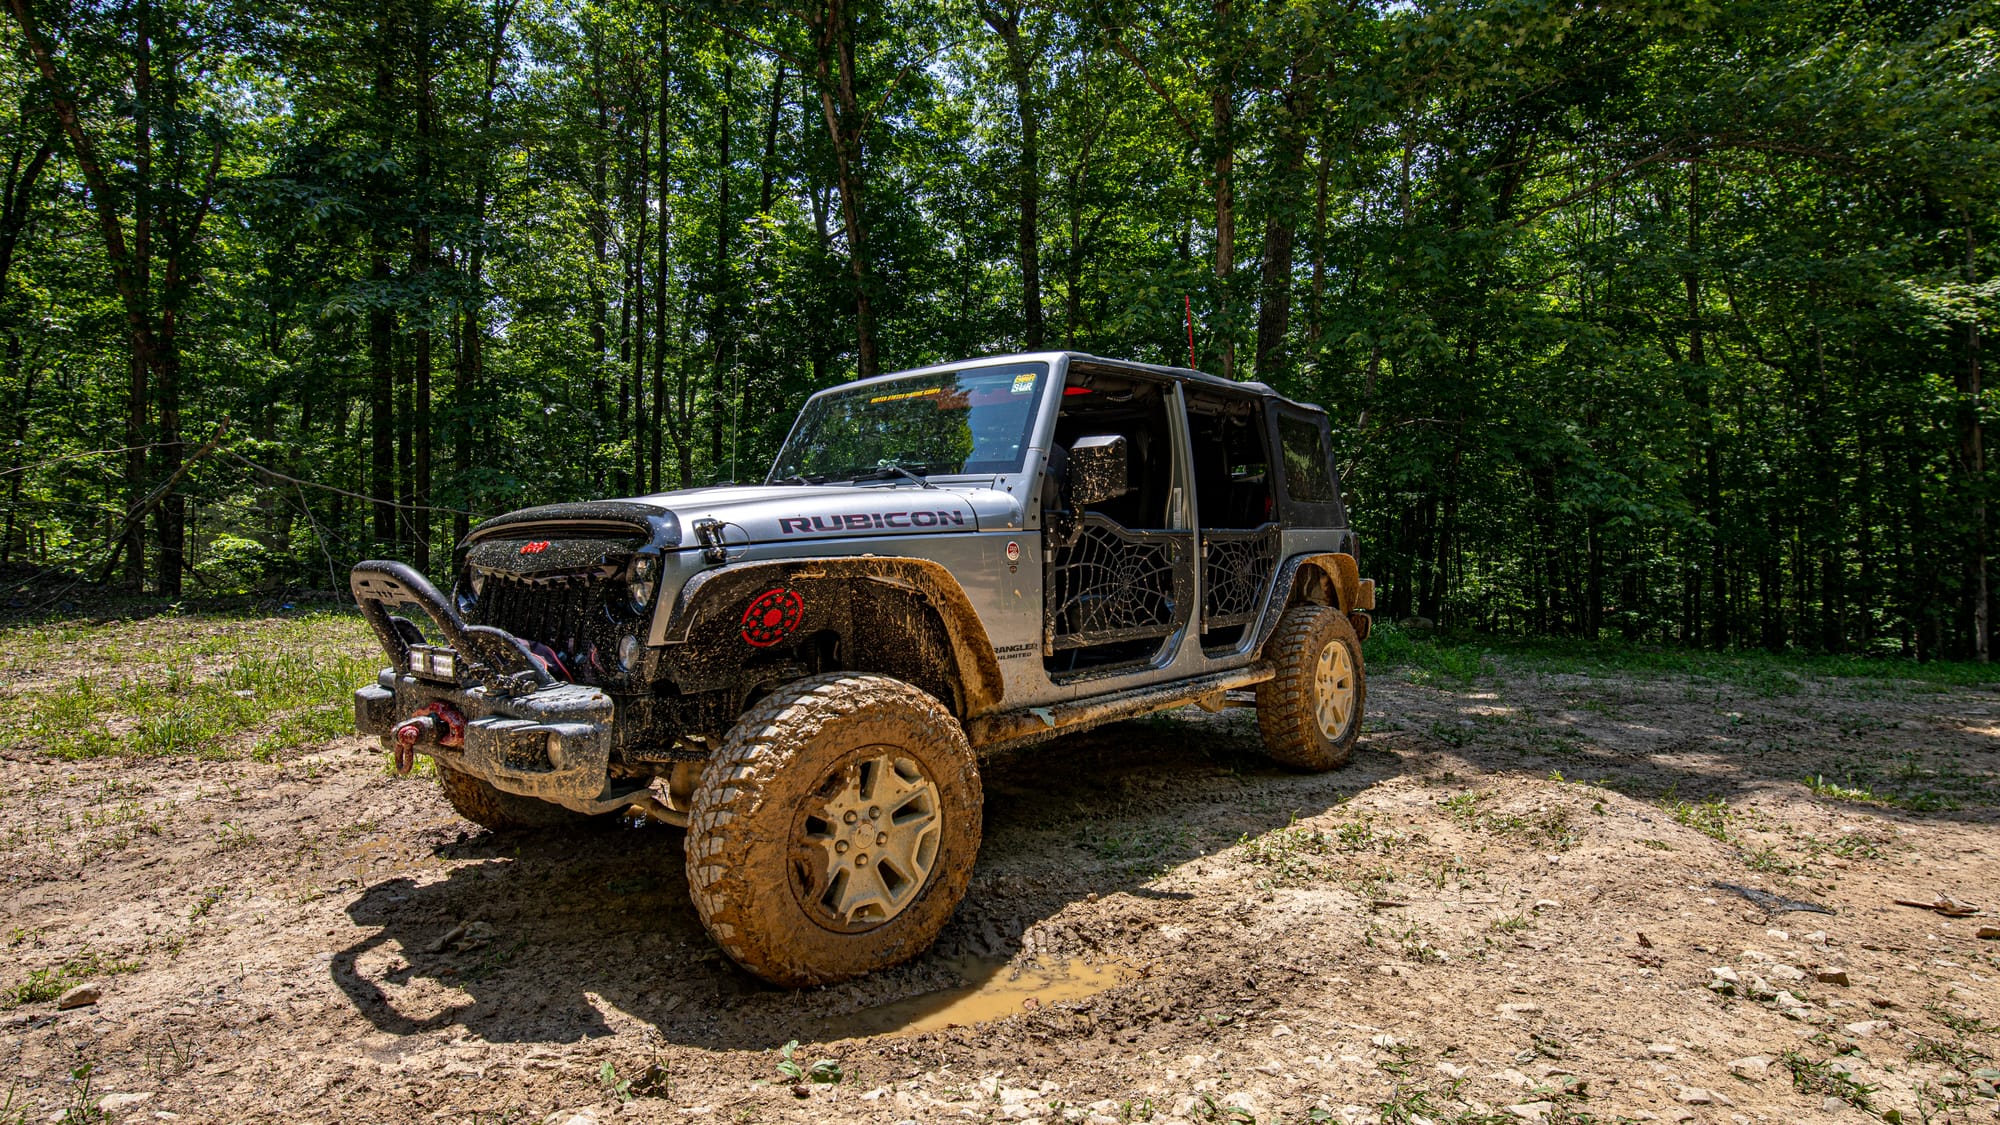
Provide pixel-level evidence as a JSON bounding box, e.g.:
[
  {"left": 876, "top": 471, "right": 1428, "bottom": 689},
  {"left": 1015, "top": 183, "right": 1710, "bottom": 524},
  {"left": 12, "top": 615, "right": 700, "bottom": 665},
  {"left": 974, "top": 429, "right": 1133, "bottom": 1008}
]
[{"left": 1278, "top": 414, "right": 1335, "bottom": 504}]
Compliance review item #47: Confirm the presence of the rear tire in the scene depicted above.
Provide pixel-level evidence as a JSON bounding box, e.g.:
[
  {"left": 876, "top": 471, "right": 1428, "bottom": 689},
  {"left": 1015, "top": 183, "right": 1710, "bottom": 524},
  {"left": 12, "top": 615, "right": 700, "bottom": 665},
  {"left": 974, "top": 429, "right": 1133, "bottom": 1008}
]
[
  {"left": 685, "top": 673, "right": 982, "bottom": 986},
  {"left": 1255, "top": 605, "right": 1365, "bottom": 771},
  {"left": 436, "top": 761, "right": 596, "bottom": 831}
]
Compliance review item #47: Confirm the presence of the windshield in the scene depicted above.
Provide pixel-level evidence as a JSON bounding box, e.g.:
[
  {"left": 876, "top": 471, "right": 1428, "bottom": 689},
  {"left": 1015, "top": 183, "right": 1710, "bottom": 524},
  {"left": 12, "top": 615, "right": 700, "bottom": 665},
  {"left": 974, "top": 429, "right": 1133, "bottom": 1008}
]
[{"left": 768, "top": 362, "right": 1048, "bottom": 483}]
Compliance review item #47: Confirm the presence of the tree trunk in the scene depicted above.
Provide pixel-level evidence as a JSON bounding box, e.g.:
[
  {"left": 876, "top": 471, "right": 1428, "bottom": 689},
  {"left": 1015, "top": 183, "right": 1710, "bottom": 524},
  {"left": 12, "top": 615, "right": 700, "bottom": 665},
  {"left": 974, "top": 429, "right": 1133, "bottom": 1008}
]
[
  {"left": 455, "top": 0, "right": 517, "bottom": 543},
  {"left": 1306, "top": 139, "right": 1331, "bottom": 353},
  {"left": 632, "top": 94, "right": 650, "bottom": 493},
  {"left": 589, "top": 20, "right": 610, "bottom": 494},
  {"left": 412, "top": 0, "right": 434, "bottom": 572},
  {"left": 809, "top": 0, "right": 878, "bottom": 376},
  {"left": 1253, "top": 85, "right": 1308, "bottom": 382},
  {"left": 654, "top": 29, "right": 673, "bottom": 491},
  {"left": 1209, "top": 0, "right": 1234, "bottom": 378},
  {"left": 1964, "top": 213, "right": 1988, "bottom": 661},
  {"left": 710, "top": 59, "right": 735, "bottom": 477},
  {"left": 985, "top": 6, "right": 1041, "bottom": 349},
  {"left": 370, "top": 251, "right": 396, "bottom": 544}
]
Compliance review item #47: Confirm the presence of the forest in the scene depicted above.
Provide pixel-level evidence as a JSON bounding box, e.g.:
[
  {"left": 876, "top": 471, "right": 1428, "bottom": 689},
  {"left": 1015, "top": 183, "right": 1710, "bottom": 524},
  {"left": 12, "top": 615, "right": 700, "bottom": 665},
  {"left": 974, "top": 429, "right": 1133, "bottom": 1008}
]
[{"left": 0, "top": 0, "right": 1993, "bottom": 659}]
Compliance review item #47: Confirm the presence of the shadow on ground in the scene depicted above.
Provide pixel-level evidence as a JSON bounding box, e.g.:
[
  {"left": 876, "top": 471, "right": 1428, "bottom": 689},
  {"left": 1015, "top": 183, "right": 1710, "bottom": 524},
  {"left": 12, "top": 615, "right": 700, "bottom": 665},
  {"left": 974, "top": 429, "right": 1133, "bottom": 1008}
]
[
  {"left": 331, "top": 667, "right": 1999, "bottom": 1050},
  {"left": 332, "top": 711, "right": 1375, "bottom": 1050}
]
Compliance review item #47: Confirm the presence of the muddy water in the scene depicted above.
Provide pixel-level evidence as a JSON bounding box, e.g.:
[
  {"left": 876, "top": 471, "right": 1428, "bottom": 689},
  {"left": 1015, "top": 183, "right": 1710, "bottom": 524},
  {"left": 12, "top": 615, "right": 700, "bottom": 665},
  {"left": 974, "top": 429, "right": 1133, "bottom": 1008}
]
[{"left": 827, "top": 957, "right": 1137, "bottom": 1038}]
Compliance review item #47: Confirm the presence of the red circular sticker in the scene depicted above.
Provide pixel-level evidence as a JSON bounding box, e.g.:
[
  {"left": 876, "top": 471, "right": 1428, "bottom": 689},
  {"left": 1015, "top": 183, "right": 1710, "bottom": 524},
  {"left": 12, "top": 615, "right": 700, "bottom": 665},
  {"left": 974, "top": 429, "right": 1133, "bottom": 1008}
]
[
  {"left": 1005, "top": 540, "right": 1021, "bottom": 562},
  {"left": 740, "top": 588, "right": 805, "bottom": 647}
]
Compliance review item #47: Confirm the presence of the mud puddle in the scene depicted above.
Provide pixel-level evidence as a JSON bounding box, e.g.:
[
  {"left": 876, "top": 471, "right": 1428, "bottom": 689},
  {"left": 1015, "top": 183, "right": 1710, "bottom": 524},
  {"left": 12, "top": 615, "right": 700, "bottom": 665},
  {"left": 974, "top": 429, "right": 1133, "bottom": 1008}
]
[{"left": 827, "top": 956, "right": 1137, "bottom": 1038}]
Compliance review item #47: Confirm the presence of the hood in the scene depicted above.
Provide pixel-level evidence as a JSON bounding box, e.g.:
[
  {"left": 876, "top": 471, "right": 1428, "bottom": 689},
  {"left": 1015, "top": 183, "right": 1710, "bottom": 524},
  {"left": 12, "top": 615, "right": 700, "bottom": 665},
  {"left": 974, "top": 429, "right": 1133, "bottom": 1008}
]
[{"left": 623, "top": 482, "right": 1014, "bottom": 546}]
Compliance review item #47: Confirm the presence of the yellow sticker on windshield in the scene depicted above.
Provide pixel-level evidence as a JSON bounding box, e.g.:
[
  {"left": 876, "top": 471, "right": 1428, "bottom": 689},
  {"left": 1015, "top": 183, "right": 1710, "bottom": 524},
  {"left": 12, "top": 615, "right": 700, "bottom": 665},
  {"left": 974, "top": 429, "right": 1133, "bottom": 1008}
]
[
  {"left": 869, "top": 386, "right": 943, "bottom": 404},
  {"left": 1011, "top": 372, "right": 1036, "bottom": 394}
]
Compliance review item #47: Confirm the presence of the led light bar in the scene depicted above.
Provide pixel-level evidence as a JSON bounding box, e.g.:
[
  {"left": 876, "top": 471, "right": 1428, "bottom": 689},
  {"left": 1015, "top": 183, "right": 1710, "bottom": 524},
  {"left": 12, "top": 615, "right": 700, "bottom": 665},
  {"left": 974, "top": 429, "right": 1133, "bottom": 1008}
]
[{"left": 408, "top": 644, "right": 458, "bottom": 684}]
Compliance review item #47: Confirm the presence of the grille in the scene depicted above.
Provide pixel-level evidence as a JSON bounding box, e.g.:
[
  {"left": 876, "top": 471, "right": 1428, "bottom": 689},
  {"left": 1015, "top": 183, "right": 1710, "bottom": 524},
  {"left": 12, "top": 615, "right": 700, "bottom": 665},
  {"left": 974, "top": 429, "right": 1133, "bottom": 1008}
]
[
  {"left": 1202, "top": 524, "right": 1280, "bottom": 629},
  {"left": 1044, "top": 515, "right": 1188, "bottom": 651},
  {"left": 469, "top": 570, "right": 626, "bottom": 682}
]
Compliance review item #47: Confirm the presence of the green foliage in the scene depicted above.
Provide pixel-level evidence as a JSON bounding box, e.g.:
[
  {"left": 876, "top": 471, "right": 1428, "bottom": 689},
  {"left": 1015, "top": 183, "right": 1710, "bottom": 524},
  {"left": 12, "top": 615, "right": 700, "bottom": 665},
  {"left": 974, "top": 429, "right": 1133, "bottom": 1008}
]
[
  {"left": 774, "top": 1040, "right": 843, "bottom": 1085},
  {"left": 0, "top": 0, "right": 1993, "bottom": 675},
  {"left": 1782, "top": 1051, "right": 1877, "bottom": 1114},
  {"left": 4, "top": 952, "right": 140, "bottom": 1008},
  {"left": 1662, "top": 794, "right": 1733, "bottom": 842}
]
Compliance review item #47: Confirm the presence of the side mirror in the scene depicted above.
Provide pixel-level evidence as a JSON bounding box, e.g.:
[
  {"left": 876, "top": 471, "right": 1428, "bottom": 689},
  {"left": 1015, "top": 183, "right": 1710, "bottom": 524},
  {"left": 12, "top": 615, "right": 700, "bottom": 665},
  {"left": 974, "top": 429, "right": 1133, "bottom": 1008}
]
[{"left": 1067, "top": 434, "right": 1130, "bottom": 508}]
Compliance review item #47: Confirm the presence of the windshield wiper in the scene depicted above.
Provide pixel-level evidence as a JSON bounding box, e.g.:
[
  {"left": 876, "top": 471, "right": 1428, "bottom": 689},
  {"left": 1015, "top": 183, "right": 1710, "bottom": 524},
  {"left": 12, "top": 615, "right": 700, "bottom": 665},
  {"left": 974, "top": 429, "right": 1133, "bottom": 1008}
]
[
  {"left": 851, "top": 464, "right": 938, "bottom": 489},
  {"left": 774, "top": 474, "right": 822, "bottom": 486}
]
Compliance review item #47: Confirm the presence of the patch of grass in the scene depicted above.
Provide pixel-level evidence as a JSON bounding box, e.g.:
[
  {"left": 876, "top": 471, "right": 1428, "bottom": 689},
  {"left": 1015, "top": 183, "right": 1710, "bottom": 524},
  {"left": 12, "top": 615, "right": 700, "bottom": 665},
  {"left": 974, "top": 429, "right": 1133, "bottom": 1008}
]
[
  {"left": 1804, "top": 774, "right": 1963, "bottom": 814},
  {"left": 0, "top": 610, "right": 375, "bottom": 761},
  {"left": 1663, "top": 794, "right": 1731, "bottom": 842},
  {"left": 1743, "top": 845, "right": 1799, "bottom": 875},
  {"left": 188, "top": 885, "right": 228, "bottom": 920},
  {"left": 1443, "top": 629, "right": 2000, "bottom": 695},
  {"left": 56, "top": 1064, "right": 104, "bottom": 1125},
  {"left": 3, "top": 952, "right": 141, "bottom": 1008},
  {"left": 1907, "top": 1037, "right": 1990, "bottom": 1071},
  {"left": 1365, "top": 624, "right": 1488, "bottom": 687},
  {"left": 1801, "top": 832, "right": 1885, "bottom": 860},
  {"left": 1924, "top": 999, "right": 2000, "bottom": 1037},
  {"left": 774, "top": 1040, "right": 842, "bottom": 1085},
  {"left": 1239, "top": 816, "right": 1401, "bottom": 885},
  {"left": 1189, "top": 1093, "right": 1258, "bottom": 1124},
  {"left": 1441, "top": 790, "right": 1580, "bottom": 849},
  {"left": 1781, "top": 1051, "right": 1876, "bottom": 1114},
  {"left": 252, "top": 704, "right": 354, "bottom": 762}
]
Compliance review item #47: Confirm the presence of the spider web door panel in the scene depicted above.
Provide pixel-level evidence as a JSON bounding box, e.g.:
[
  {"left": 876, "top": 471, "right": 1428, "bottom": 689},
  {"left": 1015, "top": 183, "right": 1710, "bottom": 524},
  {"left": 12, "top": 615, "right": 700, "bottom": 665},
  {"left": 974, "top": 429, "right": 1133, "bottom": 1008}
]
[
  {"left": 1043, "top": 515, "right": 1191, "bottom": 652},
  {"left": 1200, "top": 523, "right": 1280, "bottom": 631}
]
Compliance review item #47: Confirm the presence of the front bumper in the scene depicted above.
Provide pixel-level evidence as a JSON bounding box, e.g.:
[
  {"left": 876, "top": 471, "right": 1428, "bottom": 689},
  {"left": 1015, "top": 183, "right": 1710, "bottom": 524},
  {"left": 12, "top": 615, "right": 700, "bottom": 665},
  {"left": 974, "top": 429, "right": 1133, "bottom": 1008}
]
[
  {"left": 355, "top": 671, "right": 627, "bottom": 812},
  {"left": 349, "top": 559, "right": 645, "bottom": 816}
]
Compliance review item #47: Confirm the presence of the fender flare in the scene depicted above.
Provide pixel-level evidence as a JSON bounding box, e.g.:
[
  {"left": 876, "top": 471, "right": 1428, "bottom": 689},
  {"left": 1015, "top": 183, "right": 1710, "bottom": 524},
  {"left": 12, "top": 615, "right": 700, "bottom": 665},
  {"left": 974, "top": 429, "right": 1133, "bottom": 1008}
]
[
  {"left": 1288, "top": 552, "right": 1372, "bottom": 614},
  {"left": 655, "top": 556, "right": 1006, "bottom": 717},
  {"left": 1252, "top": 551, "right": 1376, "bottom": 656}
]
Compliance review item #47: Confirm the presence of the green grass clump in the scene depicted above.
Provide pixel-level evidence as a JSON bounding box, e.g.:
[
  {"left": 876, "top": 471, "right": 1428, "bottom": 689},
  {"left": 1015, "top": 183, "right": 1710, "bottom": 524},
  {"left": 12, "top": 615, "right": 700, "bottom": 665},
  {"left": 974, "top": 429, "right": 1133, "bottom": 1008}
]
[
  {"left": 1240, "top": 815, "right": 1400, "bottom": 885},
  {"left": 1781, "top": 1051, "right": 1876, "bottom": 1113},
  {"left": 0, "top": 609, "right": 375, "bottom": 760},
  {"left": 3, "top": 952, "right": 141, "bottom": 1008},
  {"left": 1440, "top": 789, "right": 1579, "bottom": 849},
  {"left": 1663, "top": 794, "right": 1732, "bottom": 841},
  {"left": 1365, "top": 622, "right": 2000, "bottom": 696},
  {"left": 1365, "top": 624, "right": 1489, "bottom": 686}
]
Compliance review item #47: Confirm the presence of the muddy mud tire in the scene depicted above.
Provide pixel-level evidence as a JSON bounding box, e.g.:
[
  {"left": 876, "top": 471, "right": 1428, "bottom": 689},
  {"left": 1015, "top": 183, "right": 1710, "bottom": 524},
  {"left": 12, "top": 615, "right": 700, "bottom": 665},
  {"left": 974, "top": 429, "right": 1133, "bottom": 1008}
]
[
  {"left": 685, "top": 673, "right": 982, "bottom": 987},
  {"left": 436, "top": 761, "right": 596, "bottom": 831},
  {"left": 1255, "top": 604, "right": 1365, "bottom": 771}
]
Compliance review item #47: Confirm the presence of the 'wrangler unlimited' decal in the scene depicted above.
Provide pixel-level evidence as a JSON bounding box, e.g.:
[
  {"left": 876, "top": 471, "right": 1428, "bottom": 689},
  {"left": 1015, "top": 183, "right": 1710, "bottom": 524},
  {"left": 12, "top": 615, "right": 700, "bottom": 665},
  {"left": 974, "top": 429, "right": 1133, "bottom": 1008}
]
[{"left": 777, "top": 510, "right": 968, "bottom": 534}]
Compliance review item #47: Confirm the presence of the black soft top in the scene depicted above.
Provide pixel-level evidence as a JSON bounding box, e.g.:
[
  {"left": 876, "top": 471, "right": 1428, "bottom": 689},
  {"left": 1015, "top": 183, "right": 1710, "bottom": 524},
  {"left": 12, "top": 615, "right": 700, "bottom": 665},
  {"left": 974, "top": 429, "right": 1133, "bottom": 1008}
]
[{"left": 1061, "top": 352, "right": 1324, "bottom": 413}]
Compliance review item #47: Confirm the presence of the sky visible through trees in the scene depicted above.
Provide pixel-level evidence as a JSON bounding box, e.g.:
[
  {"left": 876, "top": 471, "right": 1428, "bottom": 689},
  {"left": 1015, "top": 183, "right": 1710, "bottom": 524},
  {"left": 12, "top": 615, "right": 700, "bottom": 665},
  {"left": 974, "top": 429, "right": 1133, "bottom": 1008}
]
[{"left": 0, "top": 0, "right": 1994, "bottom": 659}]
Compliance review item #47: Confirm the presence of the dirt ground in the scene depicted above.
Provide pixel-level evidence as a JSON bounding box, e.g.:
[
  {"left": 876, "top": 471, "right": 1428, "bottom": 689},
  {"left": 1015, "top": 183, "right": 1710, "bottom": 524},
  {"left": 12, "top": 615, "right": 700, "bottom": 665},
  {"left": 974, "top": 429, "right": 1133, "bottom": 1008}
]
[{"left": 3, "top": 627, "right": 1999, "bottom": 1125}]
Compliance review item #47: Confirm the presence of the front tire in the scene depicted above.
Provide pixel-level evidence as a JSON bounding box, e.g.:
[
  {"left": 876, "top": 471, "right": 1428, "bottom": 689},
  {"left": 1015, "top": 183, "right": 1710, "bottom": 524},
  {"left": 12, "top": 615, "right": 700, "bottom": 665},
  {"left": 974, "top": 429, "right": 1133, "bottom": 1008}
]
[
  {"left": 685, "top": 673, "right": 982, "bottom": 986},
  {"left": 1255, "top": 605, "right": 1366, "bottom": 771}
]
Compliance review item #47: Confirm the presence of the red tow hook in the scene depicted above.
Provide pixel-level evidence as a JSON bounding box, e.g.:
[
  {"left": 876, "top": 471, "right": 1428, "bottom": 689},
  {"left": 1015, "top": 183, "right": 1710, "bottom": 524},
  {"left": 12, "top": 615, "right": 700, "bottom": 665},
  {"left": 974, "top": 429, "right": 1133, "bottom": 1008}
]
[{"left": 390, "top": 701, "right": 467, "bottom": 776}]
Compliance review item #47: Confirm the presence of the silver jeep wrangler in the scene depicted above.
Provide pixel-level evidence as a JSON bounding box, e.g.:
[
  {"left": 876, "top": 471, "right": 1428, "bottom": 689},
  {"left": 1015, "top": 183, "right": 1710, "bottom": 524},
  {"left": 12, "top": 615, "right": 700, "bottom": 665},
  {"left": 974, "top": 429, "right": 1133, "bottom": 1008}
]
[{"left": 352, "top": 351, "right": 1375, "bottom": 985}]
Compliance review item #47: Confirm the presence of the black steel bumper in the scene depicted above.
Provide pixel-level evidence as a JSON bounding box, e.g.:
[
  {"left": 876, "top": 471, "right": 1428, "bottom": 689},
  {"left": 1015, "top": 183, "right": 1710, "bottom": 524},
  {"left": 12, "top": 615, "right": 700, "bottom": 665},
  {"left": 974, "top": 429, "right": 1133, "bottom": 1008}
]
[{"left": 350, "top": 560, "right": 636, "bottom": 814}]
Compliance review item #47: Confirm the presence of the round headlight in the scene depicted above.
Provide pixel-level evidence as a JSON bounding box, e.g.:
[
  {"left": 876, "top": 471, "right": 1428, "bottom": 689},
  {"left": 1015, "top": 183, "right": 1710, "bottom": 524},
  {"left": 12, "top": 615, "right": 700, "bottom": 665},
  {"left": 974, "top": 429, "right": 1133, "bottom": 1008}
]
[{"left": 617, "top": 634, "right": 642, "bottom": 670}]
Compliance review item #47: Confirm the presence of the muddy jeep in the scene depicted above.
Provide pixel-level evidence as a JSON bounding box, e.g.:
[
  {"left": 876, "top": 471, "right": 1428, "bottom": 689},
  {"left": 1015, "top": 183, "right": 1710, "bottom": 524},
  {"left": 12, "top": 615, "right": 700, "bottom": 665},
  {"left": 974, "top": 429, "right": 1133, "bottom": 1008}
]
[{"left": 351, "top": 352, "right": 1375, "bottom": 985}]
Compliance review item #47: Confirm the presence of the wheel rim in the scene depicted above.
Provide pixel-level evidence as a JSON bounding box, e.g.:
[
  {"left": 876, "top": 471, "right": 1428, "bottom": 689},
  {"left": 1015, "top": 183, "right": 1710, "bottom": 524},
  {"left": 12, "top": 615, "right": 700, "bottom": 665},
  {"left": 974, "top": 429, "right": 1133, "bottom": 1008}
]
[
  {"left": 792, "top": 751, "right": 944, "bottom": 933},
  {"left": 1313, "top": 639, "right": 1356, "bottom": 740}
]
